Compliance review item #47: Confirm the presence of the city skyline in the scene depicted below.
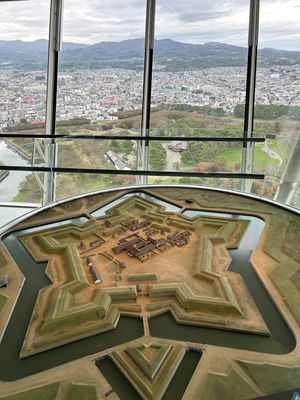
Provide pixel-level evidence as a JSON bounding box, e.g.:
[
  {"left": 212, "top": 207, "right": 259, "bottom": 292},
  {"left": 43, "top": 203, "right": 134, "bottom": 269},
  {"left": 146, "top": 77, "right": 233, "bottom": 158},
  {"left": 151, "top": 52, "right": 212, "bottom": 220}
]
[
  {"left": 1, "top": 64, "right": 299, "bottom": 130},
  {"left": 0, "top": 0, "right": 299, "bottom": 51}
]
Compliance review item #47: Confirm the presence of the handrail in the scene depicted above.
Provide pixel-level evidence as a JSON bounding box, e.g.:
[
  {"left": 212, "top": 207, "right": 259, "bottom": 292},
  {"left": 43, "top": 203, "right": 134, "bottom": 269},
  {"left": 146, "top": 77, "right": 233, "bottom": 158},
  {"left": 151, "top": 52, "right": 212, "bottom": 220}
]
[
  {"left": 0, "top": 165, "right": 265, "bottom": 179},
  {"left": 0, "top": 134, "right": 265, "bottom": 142}
]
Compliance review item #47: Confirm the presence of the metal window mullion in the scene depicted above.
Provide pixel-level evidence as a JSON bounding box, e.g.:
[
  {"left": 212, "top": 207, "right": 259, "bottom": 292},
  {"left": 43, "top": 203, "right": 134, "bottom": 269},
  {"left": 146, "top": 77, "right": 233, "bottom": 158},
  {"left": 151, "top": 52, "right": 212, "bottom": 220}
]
[
  {"left": 43, "top": 0, "right": 63, "bottom": 204},
  {"left": 139, "top": 0, "right": 156, "bottom": 184},
  {"left": 241, "top": 0, "right": 260, "bottom": 192}
]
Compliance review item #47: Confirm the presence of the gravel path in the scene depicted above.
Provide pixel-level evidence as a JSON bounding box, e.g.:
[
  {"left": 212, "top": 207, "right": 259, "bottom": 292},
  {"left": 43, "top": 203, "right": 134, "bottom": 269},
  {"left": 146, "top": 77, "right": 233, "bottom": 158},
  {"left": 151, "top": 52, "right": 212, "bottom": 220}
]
[{"left": 261, "top": 141, "right": 283, "bottom": 167}]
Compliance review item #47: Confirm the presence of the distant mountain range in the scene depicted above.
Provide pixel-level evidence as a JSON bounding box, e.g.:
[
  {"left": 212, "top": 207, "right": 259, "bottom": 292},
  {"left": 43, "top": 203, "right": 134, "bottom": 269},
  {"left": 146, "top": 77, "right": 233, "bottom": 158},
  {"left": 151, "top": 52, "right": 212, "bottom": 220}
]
[{"left": 1, "top": 38, "right": 300, "bottom": 69}]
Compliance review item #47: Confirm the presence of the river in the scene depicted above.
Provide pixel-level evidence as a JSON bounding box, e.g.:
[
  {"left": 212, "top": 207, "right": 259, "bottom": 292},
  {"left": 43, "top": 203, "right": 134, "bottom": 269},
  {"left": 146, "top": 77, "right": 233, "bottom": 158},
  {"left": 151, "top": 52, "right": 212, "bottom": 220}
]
[{"left": 0, "top": 141, "right": 31, "bottom": 202}]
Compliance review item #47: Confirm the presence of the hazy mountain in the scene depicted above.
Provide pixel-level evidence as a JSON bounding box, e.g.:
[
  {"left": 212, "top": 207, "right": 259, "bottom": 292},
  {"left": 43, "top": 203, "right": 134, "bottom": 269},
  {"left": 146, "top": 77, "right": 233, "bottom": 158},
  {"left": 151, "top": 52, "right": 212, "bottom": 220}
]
[
  {"left": 1, "top": 38, "right": 299, "bottom": 68},
  {"left": 61, "top": 38, "right": 249, "bottom": 61},
  {"left": 0, "top": 39, "right": 88, "bottom": 65}
]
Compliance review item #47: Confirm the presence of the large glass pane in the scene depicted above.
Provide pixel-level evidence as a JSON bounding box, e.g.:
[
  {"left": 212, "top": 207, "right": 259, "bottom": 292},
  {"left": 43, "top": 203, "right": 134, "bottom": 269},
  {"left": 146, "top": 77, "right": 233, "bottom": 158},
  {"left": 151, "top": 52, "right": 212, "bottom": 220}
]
[
  {"left": 51, "top": 0, "right": 147, "bottom": 201},
  {"left": 0, "top": 0, "right": 49, "bottom": 204},
  {"left": 254, "top": 0, "right": 300, "bottom": 203},
  {"left": 0, "top": 0, "right": 49, "bottom": 132},
  {"left": 55, "top": 172, "right": 137, "bottom": 201},
  {"left": 0, "top": 169, "right": 43, "bottom": 204},
  {"left": 255, "top": 1, "right": 300, "bottom": 136},
  {"left": 56, "top": 137, "right": 137, "bottom": 171},
  {"left": 57, "top": 0, "right": 146, "bottom": 131},
  {"left": 0, "top": 205, "right": 37, "bottom": 228},
  {"left": 151, "top": 0, "right": 249, "bottom": 138}
]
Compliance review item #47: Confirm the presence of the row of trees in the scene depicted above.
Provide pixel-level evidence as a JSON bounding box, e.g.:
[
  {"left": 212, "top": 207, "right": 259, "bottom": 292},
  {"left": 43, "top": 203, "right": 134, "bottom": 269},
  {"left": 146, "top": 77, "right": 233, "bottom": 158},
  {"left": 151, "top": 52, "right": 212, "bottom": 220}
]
[
  {"left": 234, "top": 103, "right": 300, "bottom": 120},
  {"left": 110, "top": 139, "right": 168, "bottom": 171},
  {"left": 5, "top": 117, "right": 91, "bottom": 132},
  {"left": 160, "top": 103, "right": 226, "bottom": 116}
]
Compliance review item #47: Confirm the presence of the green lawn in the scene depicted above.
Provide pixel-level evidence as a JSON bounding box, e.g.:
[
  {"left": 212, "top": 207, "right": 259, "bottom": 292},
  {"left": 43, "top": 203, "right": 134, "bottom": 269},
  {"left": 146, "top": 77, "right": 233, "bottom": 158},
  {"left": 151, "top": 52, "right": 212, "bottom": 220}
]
[
  {"left": 0, "top": 382, "right": 61, "bottom": 400},
  {"left": 253, "top": 144, "right": 279, "bottom": 169},
  {"left": 79, "top": 177, "right": 112, "bottom": 191},
  {"left": 65, "top": 383, "right": 99, "bottom": 400},
  {"left": 217, "top": 148, "right": 242, "bottom": 168},
  {"left": 265, "top": 139, "right": 289, "bottom": 161},
  {"left": 218, "top": 144, "right": 279, "bottom": 170}
]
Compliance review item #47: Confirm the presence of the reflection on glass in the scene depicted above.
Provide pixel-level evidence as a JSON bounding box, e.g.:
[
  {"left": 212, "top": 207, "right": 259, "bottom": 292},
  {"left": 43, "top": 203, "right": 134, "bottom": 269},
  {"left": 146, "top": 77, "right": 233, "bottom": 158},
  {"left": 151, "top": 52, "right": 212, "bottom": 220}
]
[
  {"left": 151, "top": 0, "right": 249, "bottom": 134},
  {"left": 55, "top": 173, "right": 137, "bottom": 201},
  {"left": 147, "top": 0, "right": 250, "bottom": 191},
  {"left": 0, "top": 0, "right": 49, "bottom": 132},
  {"left": 0, "top": 206, "right": 37, "bottom": 229},
  {"left": 254, "top": 0, "right": 300, "bottom": 204},
  {"left": 57, "top": 0, "right": 146, "bottom": 128},
  {"left": 0, "top": 0, "right": 49, "bottom": 204}
]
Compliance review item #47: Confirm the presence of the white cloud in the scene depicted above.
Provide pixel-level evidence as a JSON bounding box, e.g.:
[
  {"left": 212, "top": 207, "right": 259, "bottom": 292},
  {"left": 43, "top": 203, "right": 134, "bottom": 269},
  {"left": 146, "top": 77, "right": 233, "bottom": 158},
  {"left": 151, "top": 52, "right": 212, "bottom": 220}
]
[{"left": 0, "top": 0, "right": 299, "bottom": 50}]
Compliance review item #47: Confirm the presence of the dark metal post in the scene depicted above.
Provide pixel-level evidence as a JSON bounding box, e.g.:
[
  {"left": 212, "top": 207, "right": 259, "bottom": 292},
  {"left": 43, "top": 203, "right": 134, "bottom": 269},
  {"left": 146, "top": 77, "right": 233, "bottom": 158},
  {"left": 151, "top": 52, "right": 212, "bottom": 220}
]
[
  {"left": 138, "top": 0, "right": 156, "bottom": 184},
  {"left": 43, "top": 0, "right": 63, "bottom": 204},
  {"left": 241, "top": 0, "right": 260, "bottom": 192}
]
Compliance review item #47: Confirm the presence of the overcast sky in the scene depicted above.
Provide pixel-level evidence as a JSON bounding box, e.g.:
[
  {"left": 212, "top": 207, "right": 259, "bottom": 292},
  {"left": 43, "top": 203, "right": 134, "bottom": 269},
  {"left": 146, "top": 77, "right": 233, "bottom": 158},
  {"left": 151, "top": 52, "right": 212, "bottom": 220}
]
[{"left": 0, "top": 0, "right": 299, "bottom": 50}]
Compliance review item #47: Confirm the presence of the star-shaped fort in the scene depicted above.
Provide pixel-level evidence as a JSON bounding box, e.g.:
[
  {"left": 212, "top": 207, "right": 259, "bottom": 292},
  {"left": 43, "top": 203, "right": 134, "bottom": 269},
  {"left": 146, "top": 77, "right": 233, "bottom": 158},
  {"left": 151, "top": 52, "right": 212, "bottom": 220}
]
[
  {"left": 19, "top": 195, "right": 268, "bottom": 357},
  {"left": 0, "top": 188, "right": 300, "bottom": 400}
]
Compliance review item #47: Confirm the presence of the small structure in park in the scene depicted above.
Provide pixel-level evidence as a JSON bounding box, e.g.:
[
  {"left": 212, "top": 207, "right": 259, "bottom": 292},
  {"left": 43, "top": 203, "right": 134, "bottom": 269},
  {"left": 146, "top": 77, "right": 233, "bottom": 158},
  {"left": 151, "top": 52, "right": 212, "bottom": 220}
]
[
  {"left": 122, "top": 219, "right": 151, "bottom": 232},
  {"left": 168, "top": 140, "right": 188, "bottom": 152},
  {"left": 112, "top": 236, "right": 156, "bottom": 262},
  {"left": 104, "top": 220, "right": 112, "bottom": 228},
  {"left": 112, "top": 237, "right": 142, "bottom": 255},
  {"left": 167, "top": 231, "right": 191, "bottom": 247},
  {"left": 144, "top": 227, "right": 157, "bottom": 235},
  {"left": 0, "top": 275, "right": 8, "bottom": 288},
  {"left": 79, "top": 241, "right": 86, "bottom": 249},
  {"left": 87, "top": 258, "right": 102, "bottom": 284},
  {"left": 87, "top": 257, "right": 95, "bottom": 268},
  {"left": 120, "top": 261, "right": 127, "bottom": 269},
  {"left": 147, "top": 236, "right": 169, "bottom": 250},
  {"left": 90, "top": 237, "right": 105, "bottom": 248},
  {"left": 112, "top": 226, "right": 191, "bottom": 262},
  {"left": 90, "top": 265, "right": 102, "bottom": 284}
]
